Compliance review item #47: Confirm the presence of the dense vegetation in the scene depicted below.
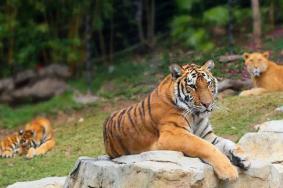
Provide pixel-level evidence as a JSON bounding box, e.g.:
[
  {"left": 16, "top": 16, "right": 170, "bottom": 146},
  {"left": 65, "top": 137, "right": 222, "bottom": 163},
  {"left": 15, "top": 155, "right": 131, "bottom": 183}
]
[{"left": 0, "top": 0, "right": 283, "bottom": 76}]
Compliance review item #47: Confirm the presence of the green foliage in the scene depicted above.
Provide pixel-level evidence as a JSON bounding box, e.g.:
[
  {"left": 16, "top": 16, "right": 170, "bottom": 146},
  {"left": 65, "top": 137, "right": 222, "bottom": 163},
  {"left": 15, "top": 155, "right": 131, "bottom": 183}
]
[
  {"left": 170, "top": 2, "right": 230, "bottom": 51},
  {"left": 203, "top": 6, "right": 228, "bottom": 26},
  {"left": 170, "top": 15, "right": 214, "bottom": 51}
]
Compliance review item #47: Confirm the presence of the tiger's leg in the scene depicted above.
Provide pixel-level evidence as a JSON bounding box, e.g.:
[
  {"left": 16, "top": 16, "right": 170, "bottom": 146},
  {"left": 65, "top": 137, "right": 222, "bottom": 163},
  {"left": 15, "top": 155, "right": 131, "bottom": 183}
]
[
  {"left": 203, "top": 132, "right": 250, "bottom": 170},
  {"left": 26, "top": 139, "right": 55, "bottom": 159},
  {"left": 239, "top": 88, "right": 267, "bottom": 96},
  {"left": 157, "top": 125, "right": 238, "bottom": 181}
]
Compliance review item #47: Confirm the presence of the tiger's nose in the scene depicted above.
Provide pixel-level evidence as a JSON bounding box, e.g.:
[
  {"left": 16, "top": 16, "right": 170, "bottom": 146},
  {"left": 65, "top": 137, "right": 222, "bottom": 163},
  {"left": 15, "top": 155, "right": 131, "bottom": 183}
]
[{"left": 201, "top": 102, "right": 210, "bottom": 108}]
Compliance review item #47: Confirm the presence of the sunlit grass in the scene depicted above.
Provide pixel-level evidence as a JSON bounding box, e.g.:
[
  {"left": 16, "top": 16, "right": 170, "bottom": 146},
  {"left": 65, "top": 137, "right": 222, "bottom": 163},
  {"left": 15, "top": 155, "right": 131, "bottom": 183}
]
[
  {"left": 0, "top": 110, "right": 107, "bottom": 188},
  {"left": 211, "top": 92, "right": 283, "bottom": 140}
]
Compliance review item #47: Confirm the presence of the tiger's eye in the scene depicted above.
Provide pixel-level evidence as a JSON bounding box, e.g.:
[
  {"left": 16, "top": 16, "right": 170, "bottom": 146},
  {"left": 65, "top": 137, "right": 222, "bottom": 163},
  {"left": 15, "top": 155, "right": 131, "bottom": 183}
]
[{"left": 185, "top": 96, "right": 190, "bottom": 101}]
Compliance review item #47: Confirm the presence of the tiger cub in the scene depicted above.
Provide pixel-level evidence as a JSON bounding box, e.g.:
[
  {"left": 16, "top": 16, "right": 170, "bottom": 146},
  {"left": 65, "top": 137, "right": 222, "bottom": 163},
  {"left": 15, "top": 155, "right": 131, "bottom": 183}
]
[
  {"left": 0, "top": 131, "right": 23, "bottom": 158},
  {"left": 103, "top": 61, "right": 250, "bottom": 181},
  {"left": 0, "top": 117, "right": 55, "bottom": 159},
  {"left": 19, "top": 117, "right": 55, "bottom": 159}
]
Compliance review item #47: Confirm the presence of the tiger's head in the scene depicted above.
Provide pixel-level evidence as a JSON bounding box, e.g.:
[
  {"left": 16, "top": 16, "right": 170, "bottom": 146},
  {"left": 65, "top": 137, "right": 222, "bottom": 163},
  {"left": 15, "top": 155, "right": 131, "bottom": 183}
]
[
  {"left": 169, "top": 60, "right": 217, "bottom": 116},
  {"left": 18, "top": 129, "right": 34, "bottom": 155},
  {"left": 243, "top": 52, "right": 269, "bottom": 77}
]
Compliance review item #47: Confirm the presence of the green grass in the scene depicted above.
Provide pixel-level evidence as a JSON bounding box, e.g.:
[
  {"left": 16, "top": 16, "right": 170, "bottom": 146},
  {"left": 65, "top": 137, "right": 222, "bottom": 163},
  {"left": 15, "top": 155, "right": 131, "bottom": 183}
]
[
  {"left": 0, "top": 93, "right": 83, "bottom": 129},
  {"left": 1, "top": 92, "right": 283, "bottom": 187},
  {"left": 0, "top": 109, "right": 107, "bottom": 188},
  {"left": 211, "top": 92, "right": 283, "bottom": 140}
]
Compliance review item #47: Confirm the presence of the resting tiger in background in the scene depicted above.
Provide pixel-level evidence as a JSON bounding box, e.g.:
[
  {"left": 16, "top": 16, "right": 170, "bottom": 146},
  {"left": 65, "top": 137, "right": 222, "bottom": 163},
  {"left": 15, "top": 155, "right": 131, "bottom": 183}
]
[
  {"left": 0, "top": 117, "right": 55, "bottom": 159},
  {"left": 240, "top": 51, "right": 283, "bottom": 96},
  {"left": 103, "top": 60, "right": 250, "bottom": 181}
]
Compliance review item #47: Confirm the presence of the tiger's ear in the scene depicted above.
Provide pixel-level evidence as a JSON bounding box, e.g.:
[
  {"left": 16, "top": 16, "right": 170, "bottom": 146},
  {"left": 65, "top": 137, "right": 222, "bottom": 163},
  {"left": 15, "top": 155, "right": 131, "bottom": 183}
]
[
  {"left": 169, "top": 64, "right": 184, "bottom": 80},
  {"left": 202, "top": 60, "right": 215, "bottom": 71},
  {"left": 262, "top": 51, "right": 269, "bottom": 59},
  {"left": 243, "top": 53, "right": 250, "bottom": 60},
  {"left": 19, "top": 129, "right": 24, "bottom": 135}
]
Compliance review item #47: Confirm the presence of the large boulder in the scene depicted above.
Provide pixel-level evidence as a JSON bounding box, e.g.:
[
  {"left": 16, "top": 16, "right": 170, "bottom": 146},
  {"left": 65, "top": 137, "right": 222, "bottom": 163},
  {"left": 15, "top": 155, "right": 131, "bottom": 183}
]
[
  {"left": 7, "top": 177, "right": 66, "bottom": 188},
  {"left": 239, "top": 120, "right": 283, "bottom": 163},
  {"left": 64, "top": 151, "right": 283, "bottom": 188}
]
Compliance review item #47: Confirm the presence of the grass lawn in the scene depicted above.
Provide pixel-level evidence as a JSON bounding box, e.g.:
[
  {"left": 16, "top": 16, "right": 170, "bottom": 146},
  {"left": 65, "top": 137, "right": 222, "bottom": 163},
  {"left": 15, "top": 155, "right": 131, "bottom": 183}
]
[{"left": 0, "top": 92, "right": 283, "bottom": 187}]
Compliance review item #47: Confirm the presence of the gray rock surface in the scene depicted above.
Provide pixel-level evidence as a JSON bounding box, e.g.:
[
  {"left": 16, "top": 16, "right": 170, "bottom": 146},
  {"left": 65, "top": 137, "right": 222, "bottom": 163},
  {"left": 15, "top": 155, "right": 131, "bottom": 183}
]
[
  {"left": 63, "top": 151, "right": 283, "bottom": 188},
  {"left": 239, "top": 120, "right": 283, "bottom": 163},
  {"left": 7, "top": 177, "right": 66, "bottom": 188}
]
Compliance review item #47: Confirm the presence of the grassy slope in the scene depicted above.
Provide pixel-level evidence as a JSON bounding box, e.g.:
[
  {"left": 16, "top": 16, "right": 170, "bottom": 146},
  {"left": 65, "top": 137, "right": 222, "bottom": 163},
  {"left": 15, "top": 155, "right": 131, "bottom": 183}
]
[
  {"left": 0, "top": 108, "right": 107, "bottom": 187},
  {"left": 211, "top": 92, "right": 283, "bottom": 140},
  {"left": 1, "top": 92, "right": 283, "bottom": 187}
]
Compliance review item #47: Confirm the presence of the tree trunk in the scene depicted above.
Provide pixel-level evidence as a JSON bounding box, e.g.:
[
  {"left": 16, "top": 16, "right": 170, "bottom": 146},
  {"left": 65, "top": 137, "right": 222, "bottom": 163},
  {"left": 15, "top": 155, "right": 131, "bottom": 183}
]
[
  {"left": 136, "top": 0, "right": 146, "bottom": 45},
  {"left": 251, "top": 0, "right": 262, "bottom": 49},
  {"left": 146, "top": 0, "right": 156, "bottom": 49},
  {"left": 269, "top": 0, "right": 275, "bottom": 30}
]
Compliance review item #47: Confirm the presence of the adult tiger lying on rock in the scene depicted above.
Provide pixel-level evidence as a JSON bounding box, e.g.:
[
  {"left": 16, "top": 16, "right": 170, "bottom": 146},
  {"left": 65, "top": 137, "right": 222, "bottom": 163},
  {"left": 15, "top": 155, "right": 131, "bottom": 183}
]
[{"left": 103, "top": 60, "right": 250, "bottom": 181}]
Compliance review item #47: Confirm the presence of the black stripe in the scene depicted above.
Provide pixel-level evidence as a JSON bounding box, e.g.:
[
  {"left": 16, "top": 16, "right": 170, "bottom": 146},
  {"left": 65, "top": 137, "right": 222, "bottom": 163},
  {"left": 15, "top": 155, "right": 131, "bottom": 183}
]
[
  {"left": 118, "top": 109, "right": 126, "bottom": 125},
  {"left": 138, "top": 105, "right": 144, "bottom": 124},
  {"left": 141, "top": 100, "right": 145, "bottom": 119},
  {"left": 181, "top": 116, "right": 191, "bottom": 128},
  {"left": 202, "top": 130, "right": 213, "bottom": 139},
  {"left": 211, "top": 137, "right": 219, "bottom": 145},
  {"left": 147, "top": 94, "right": 158, "bottom": 133},
  {"left": 113, "top": 110, "right": 130, "bottom": 154},
  {"left": 127, "top": 107, "right": 139, "bottom": 133},
  {"left": 107, "top": 119, "right": 119, "bottom": 157},
  {"left": 177, "top": 79, "right": 182, "bottom": 99},
  {"left": 199, "top": 123, "right": 210, "bottom": 138},
  {"left": 103, "top": 116, "right": 110, "bottom": 145}
]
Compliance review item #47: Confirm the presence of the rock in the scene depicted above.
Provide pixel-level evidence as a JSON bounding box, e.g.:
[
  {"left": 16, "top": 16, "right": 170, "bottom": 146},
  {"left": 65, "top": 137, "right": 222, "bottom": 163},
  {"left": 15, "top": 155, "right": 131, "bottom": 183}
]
[
  {"left": 275, "top": 106, "right": 283, "bottom": 112},
  {"left": 64, "top": 151, "right": 283, "bottom": 188},
  {"left": 38, "top": 64, "right": 71, "bottom": 79},
  {"left": 7, "top": 177, "right": 66, "bottom": 188},
  {"left": 239, "top": 120, "right": 283, "bottom": 163},
  {"left": 0, "top": 64, "right": 70, "bottom": 104},
  {"left": 11, "top": 78, "right": 67, "bottom": 102},
  {"left": 256, "top": 120, "right": 283, "bottom": 133},
  {"left": 239, "top": 132, "right": 283, "bottom": 163}
]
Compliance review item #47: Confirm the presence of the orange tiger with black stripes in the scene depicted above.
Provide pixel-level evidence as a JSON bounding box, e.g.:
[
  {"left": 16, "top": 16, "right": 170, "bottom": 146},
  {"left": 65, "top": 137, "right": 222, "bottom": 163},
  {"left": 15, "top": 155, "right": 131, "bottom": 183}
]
[
  {"left": 103, "top": 60, "right": 250, "bottom": 181},
  {"left": 0, "top": 117, "right": 55, "bottom": 159}
]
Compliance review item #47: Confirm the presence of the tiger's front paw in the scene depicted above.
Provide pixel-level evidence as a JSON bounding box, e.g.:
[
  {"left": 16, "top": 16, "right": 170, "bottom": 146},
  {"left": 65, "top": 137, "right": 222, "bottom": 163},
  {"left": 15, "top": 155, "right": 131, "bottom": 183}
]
[
  {"left": 214, "top": 161, "right": 238, "bottom": 181},
  {"left": 229, "top": 146, "right": 250, "bottom": 170},
  {"left": 1, "top": 150, "right": 15, "bottom": 158},
  {"left": 26, "top": 148, "right": 36, "bottom": 159}
]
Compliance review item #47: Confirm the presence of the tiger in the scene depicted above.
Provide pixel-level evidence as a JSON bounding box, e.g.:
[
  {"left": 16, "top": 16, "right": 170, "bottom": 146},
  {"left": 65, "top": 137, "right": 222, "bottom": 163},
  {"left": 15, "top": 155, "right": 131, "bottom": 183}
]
[
  {"left": 0, "top": 117, "right": 55, "bottom": 159},
  {"left": 103, "top": 60, "right": 250, "bottom": 181},
  {"left": 19, "top": 117, "right": 55, "bottom": 159},
  {"left": 240, "top": 51, "right": 283, "bottom": 96},
  {"left": 0, "top": 131, "right": 23, "bottom": 158}
]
